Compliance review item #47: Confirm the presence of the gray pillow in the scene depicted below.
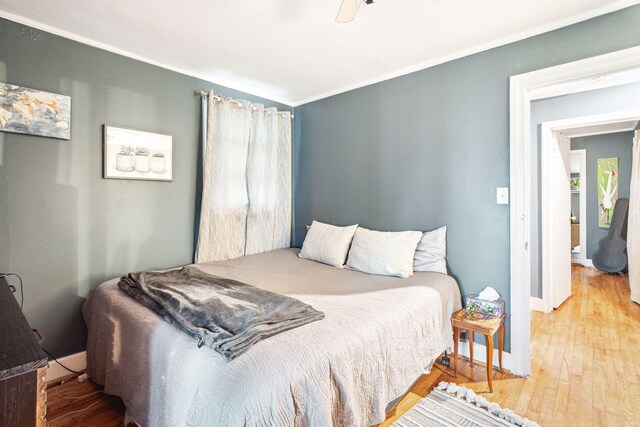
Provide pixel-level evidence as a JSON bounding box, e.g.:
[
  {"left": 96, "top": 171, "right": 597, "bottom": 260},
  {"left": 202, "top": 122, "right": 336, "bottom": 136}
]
[{"left": 413, "top": 226, "right": 447, "bottom": 274}]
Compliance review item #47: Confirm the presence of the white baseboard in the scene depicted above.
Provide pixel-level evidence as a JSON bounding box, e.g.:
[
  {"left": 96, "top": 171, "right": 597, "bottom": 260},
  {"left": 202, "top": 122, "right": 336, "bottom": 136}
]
[
  {"left": 530, "top": 297, "right": 545, "bottom": 312},
  {"left": 47, "top": 351, "right": 87, "bottom": 382},
  {"left": 583, "top": 259, "right": 594, "bottom": 268},
  {"left": 455, "top": 339, "right": 513, "bottom": 372}
]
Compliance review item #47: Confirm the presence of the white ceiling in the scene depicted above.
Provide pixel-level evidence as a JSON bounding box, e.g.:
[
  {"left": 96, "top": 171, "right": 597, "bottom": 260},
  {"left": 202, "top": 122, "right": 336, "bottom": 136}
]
[
  {"left": 563, "top": 120, "right": 638, "bottom": 138},
  {"left": 0, "top": 0, "right": 638, "bottom": 106}
]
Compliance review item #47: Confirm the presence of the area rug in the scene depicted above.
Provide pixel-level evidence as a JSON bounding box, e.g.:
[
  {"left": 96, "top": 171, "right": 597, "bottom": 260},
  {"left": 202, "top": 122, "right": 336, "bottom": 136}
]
[{"left": 392, "top": 382, "right": 540, "bottom": 427}]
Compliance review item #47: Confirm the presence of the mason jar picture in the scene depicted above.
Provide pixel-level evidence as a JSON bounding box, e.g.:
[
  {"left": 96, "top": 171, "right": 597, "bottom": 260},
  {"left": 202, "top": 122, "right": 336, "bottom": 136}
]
[
  {"left": 104, "top": 125, "right": 173, "bottom": 181},
  {"left": 150, "top": 153, "right": 166, "bottom": 173},
  {"left": 134, "top": 147, "right": 151, "bottom": 173},
  {"left": 115, "top": 146, "right": 134, "bottom": 172}
]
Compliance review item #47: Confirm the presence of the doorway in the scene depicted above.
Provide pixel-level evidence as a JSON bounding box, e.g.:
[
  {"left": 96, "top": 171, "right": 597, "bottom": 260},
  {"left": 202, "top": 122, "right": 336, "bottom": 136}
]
[
  {"left": 509, "top": 45, "right": 640, "bottom": 377},
  {"left": 570, "top": 149, "right": 586, "bottom": 266},
  {"left": 538, "top": 114, "right": 639, "bottom": 314}
]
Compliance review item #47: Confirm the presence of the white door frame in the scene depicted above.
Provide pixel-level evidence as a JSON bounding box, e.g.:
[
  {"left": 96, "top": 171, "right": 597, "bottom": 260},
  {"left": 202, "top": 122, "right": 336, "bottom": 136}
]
[{"left": 509, "top": 45, "right": 640, "bottom": 377}]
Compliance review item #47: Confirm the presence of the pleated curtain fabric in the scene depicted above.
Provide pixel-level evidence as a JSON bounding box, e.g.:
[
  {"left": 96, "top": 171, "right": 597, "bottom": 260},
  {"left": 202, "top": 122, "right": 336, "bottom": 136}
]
[
  {"left": 195, "top": 91, "right": 291, "bottom": 263},
  {"left": 629, "top": 130, "right": 640, "bottom": 304},
  {"left": 245, "top": 105, "right": 292, "bottom": 256}
]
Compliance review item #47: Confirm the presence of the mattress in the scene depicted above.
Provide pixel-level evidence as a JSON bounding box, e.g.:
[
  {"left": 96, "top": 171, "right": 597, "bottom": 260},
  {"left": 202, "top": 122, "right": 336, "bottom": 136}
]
[{"left": 84, "top": 248, "right": 461, "bottom": 427}]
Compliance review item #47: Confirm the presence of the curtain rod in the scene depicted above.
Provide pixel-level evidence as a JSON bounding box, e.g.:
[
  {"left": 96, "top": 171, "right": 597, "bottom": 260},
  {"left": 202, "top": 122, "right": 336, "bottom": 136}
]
[{"left": 194, "top": 90, "right": 294, "bottom": 119}]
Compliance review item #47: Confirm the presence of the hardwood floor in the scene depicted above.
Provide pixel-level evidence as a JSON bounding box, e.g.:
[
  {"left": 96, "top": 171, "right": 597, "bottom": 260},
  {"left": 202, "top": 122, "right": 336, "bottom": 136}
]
[
  {"left": 47, "top": 266, "right": 639, "bottom": 426},
  {"left": 382, "top": 266, "right": 640, "bottom": 426},
  {"left": 47, "top": 377, "right": 125, "bottom": 426}
]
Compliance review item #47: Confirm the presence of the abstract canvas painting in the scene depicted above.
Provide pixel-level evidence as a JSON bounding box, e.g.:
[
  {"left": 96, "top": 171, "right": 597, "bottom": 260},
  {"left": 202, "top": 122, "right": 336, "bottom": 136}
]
[
  {"left": 597, "top": 157, "right": 618, "bottom": 228},
  {"left": 103, "top": 125, "right": 173, "bottom": 181},
  {"left": 0, "top": 83, "right": 71, "bottom": 140}
]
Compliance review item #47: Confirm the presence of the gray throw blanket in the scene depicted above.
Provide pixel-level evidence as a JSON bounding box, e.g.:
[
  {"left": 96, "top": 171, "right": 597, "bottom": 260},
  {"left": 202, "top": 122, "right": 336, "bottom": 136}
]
[{"left": 118, "top": 266, "right": 324, "bottom": 361}]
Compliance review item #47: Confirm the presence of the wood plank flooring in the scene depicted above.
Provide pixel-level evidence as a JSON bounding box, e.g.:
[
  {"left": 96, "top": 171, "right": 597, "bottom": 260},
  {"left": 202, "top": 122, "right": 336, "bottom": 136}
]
[
  {"left": 47, "top": 266, "right": 638, "bottom": 426},
  {"left": 46, "top": 376, "right": 126, "bottom": 427},
  {"left": 382, "top": 266, "right": 640, "bottom": 426}
]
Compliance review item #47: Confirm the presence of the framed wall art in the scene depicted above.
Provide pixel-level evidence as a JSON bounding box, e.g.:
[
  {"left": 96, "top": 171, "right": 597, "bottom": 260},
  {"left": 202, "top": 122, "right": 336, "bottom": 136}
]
[
  {"left": 103, "top": 125, "right": 173, "bottom": 181},
  {"left": 0, "top": 82, "right": 71, "bottom": 140},
  {"left": 597, "top": 157, "right": 618, "bottom": 228}
]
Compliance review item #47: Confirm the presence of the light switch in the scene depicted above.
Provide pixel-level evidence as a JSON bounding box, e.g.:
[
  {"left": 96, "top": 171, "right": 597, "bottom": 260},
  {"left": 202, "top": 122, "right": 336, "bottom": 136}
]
[{"left": 496, "top": 187, "right": 509, "bottom": 205}]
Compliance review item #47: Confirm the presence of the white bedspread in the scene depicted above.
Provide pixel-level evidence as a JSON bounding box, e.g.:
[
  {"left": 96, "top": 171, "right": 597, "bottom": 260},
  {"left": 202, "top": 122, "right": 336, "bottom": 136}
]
[{"left": 84, "top": 248, "right": 461, "bottom": 427}]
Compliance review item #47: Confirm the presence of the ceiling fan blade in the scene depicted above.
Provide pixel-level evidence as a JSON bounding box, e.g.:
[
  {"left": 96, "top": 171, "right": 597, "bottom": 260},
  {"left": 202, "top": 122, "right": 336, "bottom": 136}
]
[{"left": 335, "top": 0, "right": 362, "bottom": 23}]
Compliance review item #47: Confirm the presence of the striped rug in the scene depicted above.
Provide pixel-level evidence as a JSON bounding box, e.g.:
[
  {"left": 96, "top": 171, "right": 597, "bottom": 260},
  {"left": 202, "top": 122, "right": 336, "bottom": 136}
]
[{"left": 392, "top": 382, "right": 540, "bottom": 427}]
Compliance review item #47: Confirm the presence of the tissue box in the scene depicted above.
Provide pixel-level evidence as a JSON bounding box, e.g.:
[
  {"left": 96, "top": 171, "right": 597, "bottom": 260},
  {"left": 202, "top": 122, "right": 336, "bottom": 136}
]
[{"left": 466, "top": 295, "right": 505, "bottom": 317}]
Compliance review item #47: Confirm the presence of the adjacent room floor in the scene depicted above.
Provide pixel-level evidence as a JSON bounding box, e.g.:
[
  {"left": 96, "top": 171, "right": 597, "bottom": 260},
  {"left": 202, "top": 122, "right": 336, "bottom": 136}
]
[{"left": 47, "top": 266, "right": 639, "bottom": 426}]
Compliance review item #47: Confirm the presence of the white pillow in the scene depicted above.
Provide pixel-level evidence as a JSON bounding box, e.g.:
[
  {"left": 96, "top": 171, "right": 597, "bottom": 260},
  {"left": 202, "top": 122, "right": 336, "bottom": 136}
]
[
  {"left": 413, "top": 226, "right": 447, "bottom": 274},
  {"left": 299, "top": 221, "right": 358, "bottom": 267},
  {"left": 346, "top": 227, "right": 422, "bottom": 278}
]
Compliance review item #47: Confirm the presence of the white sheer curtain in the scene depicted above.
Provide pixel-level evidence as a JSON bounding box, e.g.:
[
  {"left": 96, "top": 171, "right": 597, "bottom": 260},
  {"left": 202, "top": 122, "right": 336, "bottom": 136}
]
[
  {"left": 245, "top": 105, "right": 292, "bottom": 255},
  {"left": 195, "top": 91, "right": 292, "bottom": 263},
  {"left": 629, "top": 130, "right": 639, "bottom": 304}
]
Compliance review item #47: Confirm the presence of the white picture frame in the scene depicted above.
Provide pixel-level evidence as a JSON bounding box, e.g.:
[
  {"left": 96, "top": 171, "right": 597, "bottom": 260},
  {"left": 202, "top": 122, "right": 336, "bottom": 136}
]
[{"left": 103, "top": 125, "right": 173, "bottom": 181}]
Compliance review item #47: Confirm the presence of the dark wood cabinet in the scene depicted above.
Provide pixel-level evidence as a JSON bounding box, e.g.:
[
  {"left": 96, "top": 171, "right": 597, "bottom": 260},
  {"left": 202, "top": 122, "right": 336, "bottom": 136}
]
[{"left": 0, "top": 276, "right": 48, "bottom": 427}]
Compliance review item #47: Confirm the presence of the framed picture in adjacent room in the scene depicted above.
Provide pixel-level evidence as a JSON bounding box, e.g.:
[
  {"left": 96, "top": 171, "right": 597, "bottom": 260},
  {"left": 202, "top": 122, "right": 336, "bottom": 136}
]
[
  {"left": 103, "top": 125, "right": 173, "bottom": 181},
  {"left": 570, "top": 177, "right": 580, "bottom": 191},
  {"left": 597, "top": 157, "right": 618, "bottom": 228}
]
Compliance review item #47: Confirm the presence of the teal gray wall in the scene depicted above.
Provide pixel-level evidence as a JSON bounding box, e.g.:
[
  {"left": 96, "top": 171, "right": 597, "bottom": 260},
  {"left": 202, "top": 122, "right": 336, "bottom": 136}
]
[
  {"left": 294, "top": 6, "right": 640, "bottom": 352},
  {"left": 0, "top": 17, "right": 291, "bottom": 358},
  {"left": 530, "top": 83, "right": 640, "bottom": 298},
  {"left": 570, "top": 132, "right": 633, "bottom": 258}
]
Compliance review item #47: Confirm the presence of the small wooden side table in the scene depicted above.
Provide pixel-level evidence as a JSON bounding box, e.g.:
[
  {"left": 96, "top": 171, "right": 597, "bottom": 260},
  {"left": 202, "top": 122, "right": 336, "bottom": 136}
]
[{"left": 451, "top": 308, "right": 505, "bottom": 393}]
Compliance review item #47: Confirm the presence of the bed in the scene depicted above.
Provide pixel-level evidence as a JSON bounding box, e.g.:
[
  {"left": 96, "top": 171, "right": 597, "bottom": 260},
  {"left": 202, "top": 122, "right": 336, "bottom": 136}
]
[{"left": 84, "top": 248, "right": 461, "bottom": 426}]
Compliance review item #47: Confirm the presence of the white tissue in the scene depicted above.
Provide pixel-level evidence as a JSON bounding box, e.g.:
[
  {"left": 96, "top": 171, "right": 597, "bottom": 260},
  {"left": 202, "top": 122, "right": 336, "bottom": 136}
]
[{"left": 478, "top": 286, "right": 500, "bottom": 301}]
